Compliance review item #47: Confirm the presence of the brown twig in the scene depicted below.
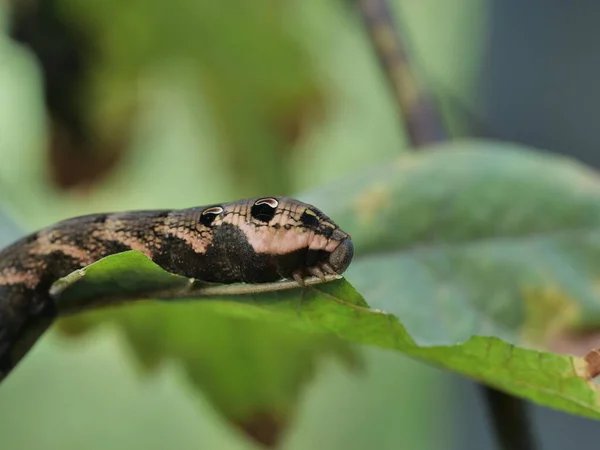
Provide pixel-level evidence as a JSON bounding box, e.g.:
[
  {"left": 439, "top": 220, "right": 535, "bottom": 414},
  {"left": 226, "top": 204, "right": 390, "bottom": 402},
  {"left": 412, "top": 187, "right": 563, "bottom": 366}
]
[
  {"left": 484, "top": 386, "right": 537, "bottom": 450},
  {"left": 354, "top": 0, "right": 447, "bottom": 146}
]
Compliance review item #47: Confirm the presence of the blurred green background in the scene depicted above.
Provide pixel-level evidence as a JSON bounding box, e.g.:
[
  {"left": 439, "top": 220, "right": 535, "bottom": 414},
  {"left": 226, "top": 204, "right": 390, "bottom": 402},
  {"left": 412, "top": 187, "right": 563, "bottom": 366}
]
[{"left": 0, "top": 1, "right": 485, "bottom": 449}]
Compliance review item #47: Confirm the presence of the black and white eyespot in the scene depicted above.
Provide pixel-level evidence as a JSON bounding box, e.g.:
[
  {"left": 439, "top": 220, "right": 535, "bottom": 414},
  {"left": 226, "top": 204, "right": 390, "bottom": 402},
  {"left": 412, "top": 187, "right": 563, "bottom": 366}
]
[
  {"left": 251, "top": 197, "right": 279, "bottom": 223},
  {"left": 299, "top": 209, "right": 319, "bottom": 227},
  {"left": 200, "top": 206, "right": 223, "bottom": 227}
]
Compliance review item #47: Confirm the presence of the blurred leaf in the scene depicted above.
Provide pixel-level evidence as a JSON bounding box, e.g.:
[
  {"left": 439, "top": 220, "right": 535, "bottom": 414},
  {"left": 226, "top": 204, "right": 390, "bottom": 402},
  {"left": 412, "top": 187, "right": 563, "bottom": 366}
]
[
  {"left": 14, "top": 0, "right": 326, "bottom": 193},
  {"left": 56, "top": 262, "right": 362, "bottom": 448},
  {"left": 304, "top": 139, "right": 600, "bottom": 347},
  {"left": 9, "top": 0, "right": 131, "bottom": 190},
  {"left": 62, "top": 300, "right": 361, "bottom": 447},
  {"left": 300, "top": 139, "right": 600, "bottom": 412}
]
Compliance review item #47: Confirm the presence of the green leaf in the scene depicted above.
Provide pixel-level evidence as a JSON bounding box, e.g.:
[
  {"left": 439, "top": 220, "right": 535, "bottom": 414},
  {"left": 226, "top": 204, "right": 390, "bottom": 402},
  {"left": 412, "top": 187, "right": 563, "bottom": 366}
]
[
  {"left": 56, "top": 0, "right": 325, "bottom": 194},
  {"left": 55, "top": 251, "right": 600, "bottom": 421},
  {"left": 300, "top": 139, "right": 600, "bottom": 412},
  {"left": 303, "top": 140, "right": 600, "bottom": 346},
  {"left": 51, "top": 250, "right": 192, "bottom": 313},
  {"left": 56, "top": 139, "right": 600, "bottom": 443},
  {"left": 55, "top": 255, "right": 362, "bottom": 447}
]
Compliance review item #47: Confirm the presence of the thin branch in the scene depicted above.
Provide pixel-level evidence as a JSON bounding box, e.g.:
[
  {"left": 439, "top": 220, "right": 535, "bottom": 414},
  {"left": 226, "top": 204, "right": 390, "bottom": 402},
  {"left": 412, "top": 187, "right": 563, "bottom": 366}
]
[
  {"left": 354, "top": 0, "right": 447, "bottom": 146},
  {"left": 483, "top": 386, "right": 537, "bottom": 450}
]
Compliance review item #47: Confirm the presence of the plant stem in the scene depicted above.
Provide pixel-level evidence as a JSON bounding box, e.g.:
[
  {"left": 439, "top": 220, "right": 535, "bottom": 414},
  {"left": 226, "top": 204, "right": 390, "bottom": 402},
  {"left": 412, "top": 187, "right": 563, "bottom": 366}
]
[
  {"left": 483, "top": 386, "right": 537, "bottom": 450},
  {"left": 354, "top": 0, "right": 447, "bottom": 146}
]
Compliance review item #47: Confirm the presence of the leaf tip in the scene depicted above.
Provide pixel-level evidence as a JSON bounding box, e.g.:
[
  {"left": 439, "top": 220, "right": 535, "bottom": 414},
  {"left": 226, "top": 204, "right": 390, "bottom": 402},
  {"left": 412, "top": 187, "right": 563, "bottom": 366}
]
[{"left": 234, "top": 411, "right": 288, "bottom": 448}]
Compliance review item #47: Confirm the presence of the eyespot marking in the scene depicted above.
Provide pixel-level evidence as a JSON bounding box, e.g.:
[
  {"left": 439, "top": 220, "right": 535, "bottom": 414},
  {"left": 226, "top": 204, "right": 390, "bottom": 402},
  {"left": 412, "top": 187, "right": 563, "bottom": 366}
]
[
  {"left": 254, "top": 198, "right": 279, "bottom": 208},
  {"left": 200, "top": 206, "right": 223, "bottom": 227},
  {"left": 251, "top": 198, "right": 278, "bottom": 223},
  {"left": 300, "top": 210, "right": 319, "bottom": 227},
  {"left": 203, "top": 206, "right": 224, "bottom": 215}
]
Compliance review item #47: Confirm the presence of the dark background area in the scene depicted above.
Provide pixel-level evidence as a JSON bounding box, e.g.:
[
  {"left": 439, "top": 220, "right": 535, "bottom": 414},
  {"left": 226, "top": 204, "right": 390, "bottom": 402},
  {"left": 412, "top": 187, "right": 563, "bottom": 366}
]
[{"left": 461, "top": 2, "right": 600, "bottom": 448}]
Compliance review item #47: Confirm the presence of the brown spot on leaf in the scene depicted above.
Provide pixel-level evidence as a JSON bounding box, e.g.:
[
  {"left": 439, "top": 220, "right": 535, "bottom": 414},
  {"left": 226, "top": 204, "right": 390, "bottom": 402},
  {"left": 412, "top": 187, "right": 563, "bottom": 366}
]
[
  {"left": 55, "top": 315, "right": 97, "bottom": 338},
  {"left": 353, "top": 184, "right": 391, "bottom": 226},
  {"left": 520, "top": 284, "right": 579, "bottom": 348},
  {"left": 235, "top": 411, "right": 287, "bottom": 448},
  {"left": 584, "top": 349, "right": 600, "bottom": 379}
]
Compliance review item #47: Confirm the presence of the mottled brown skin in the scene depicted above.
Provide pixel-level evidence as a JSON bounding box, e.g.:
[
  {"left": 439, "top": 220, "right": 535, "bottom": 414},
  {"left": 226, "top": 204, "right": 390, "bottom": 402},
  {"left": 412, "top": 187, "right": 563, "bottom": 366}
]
[{"left": 0, "top": 197, "right": 353, "bottom": 383}]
